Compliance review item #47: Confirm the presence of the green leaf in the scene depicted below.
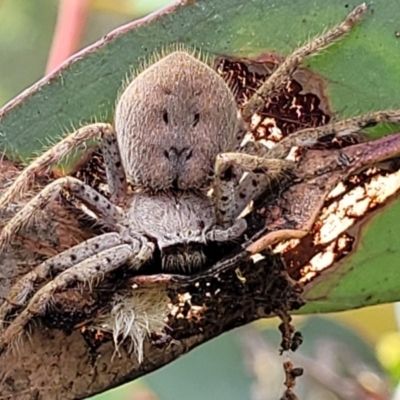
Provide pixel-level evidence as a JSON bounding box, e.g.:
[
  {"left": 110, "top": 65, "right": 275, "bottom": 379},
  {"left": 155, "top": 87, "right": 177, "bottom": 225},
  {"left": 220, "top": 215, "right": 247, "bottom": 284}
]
[{"left": 2, "top": 0, "right": 400, "bottom": 161}]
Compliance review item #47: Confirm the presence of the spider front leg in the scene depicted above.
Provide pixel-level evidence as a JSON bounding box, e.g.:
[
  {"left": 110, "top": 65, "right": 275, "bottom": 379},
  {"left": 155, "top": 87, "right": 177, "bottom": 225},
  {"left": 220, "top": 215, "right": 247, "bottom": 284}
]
[
  {"left": 101, "top": 127, "right": 127, "bottom": 202},
  {"left": 0, "top": 175, "right": 125, "bottom": 328},
  {"left": 0, "top": 176, "right": 124, "bottom": 255},
  {"left": 241, "top": 3, "right": 367, "bottom": 121},
  {"left": 0, "top": 235, "right": 154, "bottom": 352},
  {"left": 269, "top": 110, "right": 400, "bottom": 159},
  {"left": 0, "top": 232, "right": 123, "bottom": 327},
  {"left": 0, "top": 123, "right": 123, "bottom": 209},
  {"left": 213, "top": 152, "right": 293, "bottom": 229}
]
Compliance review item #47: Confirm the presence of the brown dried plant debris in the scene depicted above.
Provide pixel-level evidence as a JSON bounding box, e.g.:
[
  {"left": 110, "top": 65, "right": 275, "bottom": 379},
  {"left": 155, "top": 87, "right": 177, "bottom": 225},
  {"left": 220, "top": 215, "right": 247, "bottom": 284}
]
[
  {"left": 280, "top": 165, "right": 400, "bottom": 282},
  {"left": 215, "top": 56, "right": 331, "bottom": 144},
  {"left": 227, "top": 59, "right": 400, "bottom": 282},
  {"left": 281, "top": 361, "right": 304, "bottom": 400},
  {"left": 42, "top": 242, "right": 305, "bottom": 355}
]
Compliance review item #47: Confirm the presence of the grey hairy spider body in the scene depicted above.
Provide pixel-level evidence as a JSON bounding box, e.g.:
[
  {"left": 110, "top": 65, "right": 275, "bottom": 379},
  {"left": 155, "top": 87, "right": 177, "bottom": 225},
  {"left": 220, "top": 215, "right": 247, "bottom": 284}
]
[
  {"left": 127, "top": 190, "right": 219, "bottom": 270},
  {"left": 112, "top": 50, "right": 248, "bottom": 270},
  {"left": 1, "top": 2, "right": 399, "bottom": 359}
]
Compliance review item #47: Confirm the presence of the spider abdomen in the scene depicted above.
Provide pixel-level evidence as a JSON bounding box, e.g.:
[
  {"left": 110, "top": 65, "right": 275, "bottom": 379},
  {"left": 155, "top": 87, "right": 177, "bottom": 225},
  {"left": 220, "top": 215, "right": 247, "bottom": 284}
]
[{"left": 114, "top": 51, "right": 238, "bottom": 191}]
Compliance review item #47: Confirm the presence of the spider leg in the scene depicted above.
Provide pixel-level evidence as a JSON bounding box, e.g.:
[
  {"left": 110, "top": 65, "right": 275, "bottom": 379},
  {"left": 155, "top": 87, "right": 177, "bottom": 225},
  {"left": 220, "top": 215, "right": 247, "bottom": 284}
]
[
  {"left": 0, "top": 176, "right": 124, "bottom": 256},
  {"left": 0, "top": 232, "right": 123, "bottom": 328},
  {"left": 206, "top": 218, "right": 247, "bottom": 242},
  {"left": 101, "top": 128, "right": 127, "bottom": 202},
  {"left": 0, "top": 123, "right": 125, "bottom": 209},
  {"left": 269, "top": 110, "right": 400, "bottom": 158},
  {"left": 213, "top": 152, "right": 293, "bottom": 228},
  {"left": 241, "top": 3, "right": 367, "bottom": 122},
  {"left": 0, "top": 238, "right": 154, "bottom": 352}
]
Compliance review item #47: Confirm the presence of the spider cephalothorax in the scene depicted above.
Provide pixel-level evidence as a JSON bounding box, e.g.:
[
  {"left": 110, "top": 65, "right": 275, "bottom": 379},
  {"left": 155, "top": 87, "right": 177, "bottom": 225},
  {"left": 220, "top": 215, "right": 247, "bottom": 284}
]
[{"left": 1, "top": 2, "right": 399, "bottom": 359}]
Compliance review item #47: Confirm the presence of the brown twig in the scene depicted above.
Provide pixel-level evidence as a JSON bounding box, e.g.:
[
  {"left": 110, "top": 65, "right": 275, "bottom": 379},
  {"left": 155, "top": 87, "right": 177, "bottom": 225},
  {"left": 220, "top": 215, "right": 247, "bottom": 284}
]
[{"left": 280, "top": 361, "right": 303, "bottom": 400}]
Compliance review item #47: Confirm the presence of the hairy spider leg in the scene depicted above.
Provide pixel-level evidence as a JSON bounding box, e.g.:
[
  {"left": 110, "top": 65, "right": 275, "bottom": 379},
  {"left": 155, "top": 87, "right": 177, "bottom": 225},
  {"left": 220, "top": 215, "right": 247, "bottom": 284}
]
[
  {"left": 101, "top": 128, "right": 127, "bottom": 202},
  {"left": 0, "top": 123, "right": 125, "bottom": 209},
  {"left": 222, "top": 109, "right": 400, "bottom": 233},
  {"left": 0, "top": 233, "right": 123, "bottom": 329},
  {"left": 213, "top": 4, "right": 400, "bottom": 228},
  {"left": 241, "top": 3, "right": 367, "bottom": 122},
  {"left": 213, "top": 153, "right": 293, "bottom": 228},
  {"left": 269, "top": 110, "right": 400, "bottom": 158},
  {"left": 0, "top": 240, "right": 154, "bottom": 353},
  {"left": 0, "top": 176, "right": 124, "bottom": 256}
]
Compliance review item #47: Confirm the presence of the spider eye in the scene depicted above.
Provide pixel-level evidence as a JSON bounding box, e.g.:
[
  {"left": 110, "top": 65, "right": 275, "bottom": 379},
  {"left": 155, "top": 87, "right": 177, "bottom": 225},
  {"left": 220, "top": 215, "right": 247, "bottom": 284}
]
[
  {"left": 193, "top": 113, "right": 200, "bottom": 127},
  {"left": 163, "top": 111, "right": 169, "bottom": 124}
]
